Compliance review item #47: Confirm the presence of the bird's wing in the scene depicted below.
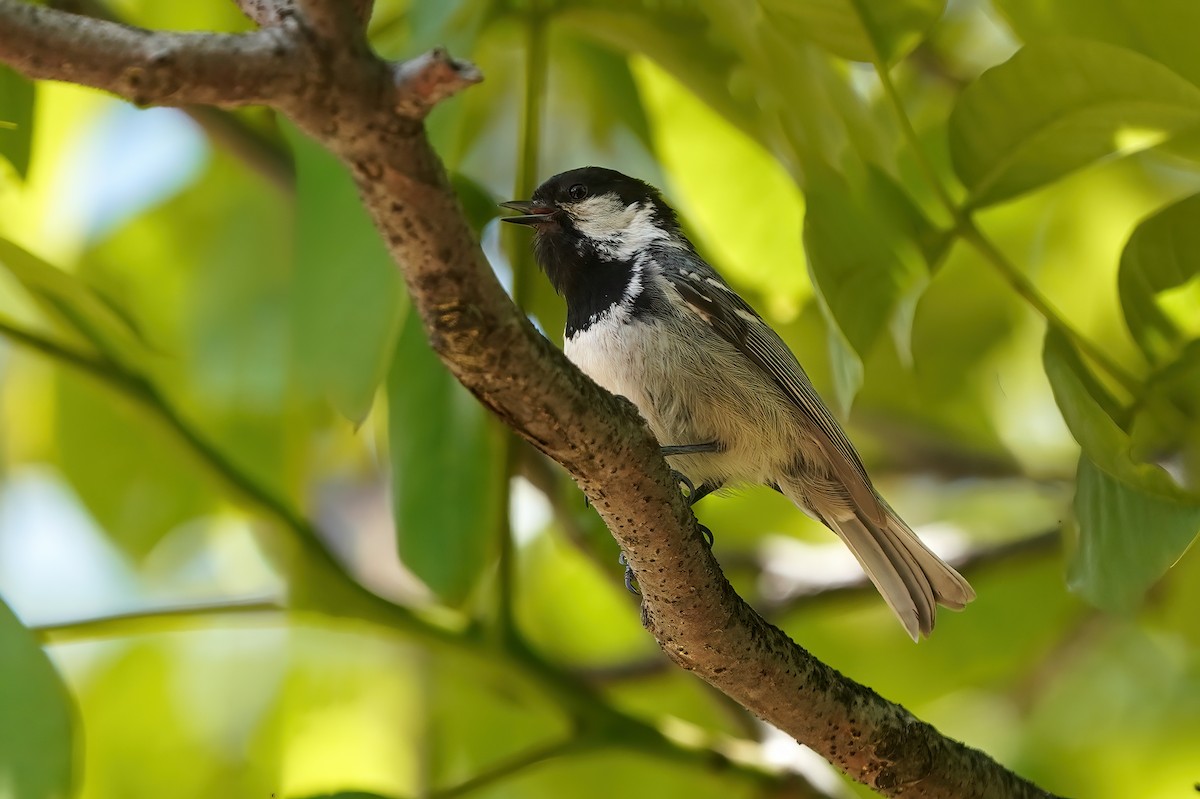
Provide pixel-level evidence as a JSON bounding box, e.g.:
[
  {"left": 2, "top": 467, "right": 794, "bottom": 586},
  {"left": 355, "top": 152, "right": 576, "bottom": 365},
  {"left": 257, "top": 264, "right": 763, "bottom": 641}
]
[{"left": 660, "top": 253, "right": 885, "bottom": 524}]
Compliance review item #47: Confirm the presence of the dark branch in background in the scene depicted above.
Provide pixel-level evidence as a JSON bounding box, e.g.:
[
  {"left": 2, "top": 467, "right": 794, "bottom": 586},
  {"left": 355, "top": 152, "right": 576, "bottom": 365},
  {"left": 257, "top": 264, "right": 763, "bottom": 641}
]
[
  {"left": 185, "top": 106, "right": 294, "bottom": 191},
  {"left": 758, "top": 527, "right": 1063, "bottom": 615},
  {"left": 0, "top": 1, "right": 1062, "bottom": 797}
]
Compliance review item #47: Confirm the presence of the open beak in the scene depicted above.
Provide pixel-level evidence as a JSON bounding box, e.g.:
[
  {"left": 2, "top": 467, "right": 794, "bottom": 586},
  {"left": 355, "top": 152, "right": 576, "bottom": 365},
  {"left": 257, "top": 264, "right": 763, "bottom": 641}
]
[{"left": 499, "top": 200, "right": 556, "bottom": 225}]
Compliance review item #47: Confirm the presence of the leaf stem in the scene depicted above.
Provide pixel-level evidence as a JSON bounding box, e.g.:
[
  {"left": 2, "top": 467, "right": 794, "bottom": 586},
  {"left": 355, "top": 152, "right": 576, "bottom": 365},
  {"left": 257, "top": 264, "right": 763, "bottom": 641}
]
[
  {"left": 512, "top": 8, "right": 547, "bottom": 308},
  {"left": 431, "top": 737, "right": 584, "bottom": 799},
  {"left": 958, "top": 220, "right": 1140, "bottom": 394},
  {"left": 32, "top": 598, "right": 283, "bottom": 643},
  {"left": 0, "top": 319, "right": 464, "bottom": 647},
  {"left": 870, "top": 57, "right": 1141, "bottom": 395},
  {"left": 871, "top": 53, "right": 957, "bottom": 221}
]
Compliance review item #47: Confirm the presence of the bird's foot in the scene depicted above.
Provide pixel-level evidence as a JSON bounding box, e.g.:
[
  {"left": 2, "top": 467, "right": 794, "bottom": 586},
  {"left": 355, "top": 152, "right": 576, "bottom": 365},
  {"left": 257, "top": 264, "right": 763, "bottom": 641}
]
[
  {"left": 618, "top": 551, "right": 640, "bottom": 595},
  {"left": 668, "top": 470, "right": 718, "bottom": 507}
]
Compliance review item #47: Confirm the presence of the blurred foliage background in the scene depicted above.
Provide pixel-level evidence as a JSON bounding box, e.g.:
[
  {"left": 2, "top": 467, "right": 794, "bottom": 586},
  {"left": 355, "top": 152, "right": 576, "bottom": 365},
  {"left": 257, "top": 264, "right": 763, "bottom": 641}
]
[{"left": 1, "top": 0, "right": 1200, "bottom": 797}]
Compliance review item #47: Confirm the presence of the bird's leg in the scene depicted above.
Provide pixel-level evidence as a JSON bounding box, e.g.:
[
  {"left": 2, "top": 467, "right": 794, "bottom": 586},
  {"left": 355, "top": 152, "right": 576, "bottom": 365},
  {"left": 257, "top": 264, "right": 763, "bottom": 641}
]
[
  {"left": 660, "top": 441, "right": 721, "bottom": 457},
  {"left": 667, "top": 469, "right": 717, "bottom": 549}
]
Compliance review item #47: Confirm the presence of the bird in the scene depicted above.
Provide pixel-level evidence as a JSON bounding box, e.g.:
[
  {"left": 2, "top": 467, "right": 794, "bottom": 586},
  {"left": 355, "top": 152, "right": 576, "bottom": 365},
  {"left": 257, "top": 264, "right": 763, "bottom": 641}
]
[{"left": 500, "top": 166, "right": 974, "bottom": 639}]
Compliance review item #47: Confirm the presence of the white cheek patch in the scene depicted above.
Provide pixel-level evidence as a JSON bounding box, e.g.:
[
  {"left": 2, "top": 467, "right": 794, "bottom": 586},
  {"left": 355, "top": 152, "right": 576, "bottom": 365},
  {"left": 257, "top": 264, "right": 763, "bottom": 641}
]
[{"left": 569, "top": 197, "right": 671, "bottom": 261}]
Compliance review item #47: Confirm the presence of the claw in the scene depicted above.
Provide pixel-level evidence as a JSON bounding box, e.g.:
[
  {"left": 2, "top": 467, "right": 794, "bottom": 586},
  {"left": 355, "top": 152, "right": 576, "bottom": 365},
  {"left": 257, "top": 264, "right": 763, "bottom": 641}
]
[
  {"left": 624, "top": 565, "right": 640, "bottom": 595},
  {"left": 697, "top": 523, "right": 714, "bottom": 548},
  {"left": 618, "top": 551, "right": 640, "bottom": 594},
  {"left": 670, "top": 469, "right": 696, "bottom": 499}
]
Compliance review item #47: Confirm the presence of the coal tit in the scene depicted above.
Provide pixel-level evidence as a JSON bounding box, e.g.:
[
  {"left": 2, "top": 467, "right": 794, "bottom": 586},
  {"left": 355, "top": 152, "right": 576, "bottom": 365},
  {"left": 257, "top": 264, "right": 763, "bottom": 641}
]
[{"left": 502, "top": 166, "right": 974, "bottom": 639}]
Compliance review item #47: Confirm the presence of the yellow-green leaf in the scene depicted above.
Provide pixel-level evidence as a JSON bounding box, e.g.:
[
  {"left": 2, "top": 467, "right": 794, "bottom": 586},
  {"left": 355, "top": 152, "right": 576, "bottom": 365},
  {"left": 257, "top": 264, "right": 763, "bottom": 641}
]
[{"left": 950, "top": 39, "right": 1200, "bottom": 208}]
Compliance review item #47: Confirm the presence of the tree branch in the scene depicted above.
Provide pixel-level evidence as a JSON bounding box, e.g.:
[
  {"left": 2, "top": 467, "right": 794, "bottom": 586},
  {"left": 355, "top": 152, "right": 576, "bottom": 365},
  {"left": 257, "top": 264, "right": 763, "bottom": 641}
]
[
  {"left": 0, "top": 4, "right": 1062, "bottom": 796},
  {"left": 233, "top": 0, "right": 290, "bottom": 28},
  {"left": 0, "top": 0, "right": 304, "bottom": 107},
  {"left": 45, "top": 0, "right": 295, "bottom": 191}
]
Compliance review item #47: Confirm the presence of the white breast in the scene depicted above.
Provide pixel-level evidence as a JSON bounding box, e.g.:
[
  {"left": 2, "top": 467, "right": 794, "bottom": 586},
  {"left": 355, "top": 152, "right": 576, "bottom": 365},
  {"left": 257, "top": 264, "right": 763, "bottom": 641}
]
[
  {"left": 564, "top": 314, "right": 650, "bottom": 413},
  {"left": 564, "top": 311, "right": 809, "bottom": 490}
]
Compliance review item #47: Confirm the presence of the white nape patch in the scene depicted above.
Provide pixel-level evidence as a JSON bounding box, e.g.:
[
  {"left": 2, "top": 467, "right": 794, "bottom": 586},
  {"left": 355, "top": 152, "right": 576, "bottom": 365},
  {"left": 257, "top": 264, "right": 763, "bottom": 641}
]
[{"left": 568, "top": 197, "right": 672, "bottom": 262}]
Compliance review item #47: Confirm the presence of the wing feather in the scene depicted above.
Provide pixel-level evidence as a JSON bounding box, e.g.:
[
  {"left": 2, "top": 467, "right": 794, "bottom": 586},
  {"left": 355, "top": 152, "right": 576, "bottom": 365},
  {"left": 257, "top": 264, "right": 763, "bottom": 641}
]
[{"left": 662, "top": 258, "right": 884, "bottom": 524}]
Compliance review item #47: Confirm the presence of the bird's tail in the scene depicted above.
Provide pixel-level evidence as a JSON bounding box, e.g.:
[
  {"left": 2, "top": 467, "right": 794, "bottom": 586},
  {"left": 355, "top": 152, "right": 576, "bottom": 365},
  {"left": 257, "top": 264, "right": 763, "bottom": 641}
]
[{"left": 783, "top": 489, "right": 975, "bottom": 640}]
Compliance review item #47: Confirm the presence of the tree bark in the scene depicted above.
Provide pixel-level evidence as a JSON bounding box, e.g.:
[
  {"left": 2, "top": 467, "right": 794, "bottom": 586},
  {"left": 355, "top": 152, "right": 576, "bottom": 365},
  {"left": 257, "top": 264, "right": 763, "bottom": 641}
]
[{"left": 0, "top": 1, "right": 1062, "bottom": 796}]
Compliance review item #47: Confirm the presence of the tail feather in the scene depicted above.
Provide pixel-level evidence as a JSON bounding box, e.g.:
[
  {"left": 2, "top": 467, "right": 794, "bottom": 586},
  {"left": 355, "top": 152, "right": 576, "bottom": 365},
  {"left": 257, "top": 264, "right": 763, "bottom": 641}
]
[{"left": 789, "top": 491, "right": 975, "bottom": 640}]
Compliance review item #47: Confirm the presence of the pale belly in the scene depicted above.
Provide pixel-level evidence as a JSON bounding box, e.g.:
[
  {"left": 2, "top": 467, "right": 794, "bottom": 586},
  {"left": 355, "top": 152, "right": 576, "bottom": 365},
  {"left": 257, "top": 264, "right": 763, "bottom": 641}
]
[{"left": 564, "top": 315, "right": 814, "bottom": 489}]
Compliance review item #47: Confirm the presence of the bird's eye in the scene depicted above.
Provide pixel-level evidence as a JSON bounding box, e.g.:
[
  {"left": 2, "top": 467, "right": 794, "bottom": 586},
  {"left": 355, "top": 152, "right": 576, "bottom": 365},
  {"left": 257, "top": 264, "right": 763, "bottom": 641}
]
[{"left": 568, "top": 184, "right": 588, "bottom": 201}]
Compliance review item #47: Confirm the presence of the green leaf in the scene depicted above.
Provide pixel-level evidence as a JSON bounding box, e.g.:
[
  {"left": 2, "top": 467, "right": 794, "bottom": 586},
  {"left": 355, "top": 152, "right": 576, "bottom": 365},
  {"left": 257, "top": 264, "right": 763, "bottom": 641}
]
[
  {"left": 1130, "top": 339, "right": 1200, "bottom": 496},
  {"left": 559, "top": 4, "right": 759, "bottom": 140},
  {"left": 287, "top": 126, "right": 404, "bottom": 425},
  {"left": 0, "top": 596, "right": 76, "bottom": 799},
  {"left": 949, "top": 39, "right": 1200, "bottom": 208},
  {"left": 994, "top": 0, "right": 1200, "bottom": 89},
  {"left": 759, "top": 0, "right": 945, "bottom": 64},
  {"left": 1043, "top": 329, "right": 1200, "bottom": 609},
  {"left": 0, "top": 66, "right": 35, "bottom": 179},
  {"left": 387, "top": 311, "right": 504, "bottom": 605},
  {"left": 0, "top": 238, "right": 153, "bottom": 369},
  {"left": 1118, "top": 192, "right": 1200, "bottom": 363},
  {"left": 802, "top": 169, "right": 928, "bottom": 414},
  {"left": 55, "top": 369, "right": 218, "bottom": 557},
  {"left": 1072, "top": 457, "right": 1200, "bottom": 611},
  {"left": 449, "top": 172, "right": 500, "bottom": 235}
]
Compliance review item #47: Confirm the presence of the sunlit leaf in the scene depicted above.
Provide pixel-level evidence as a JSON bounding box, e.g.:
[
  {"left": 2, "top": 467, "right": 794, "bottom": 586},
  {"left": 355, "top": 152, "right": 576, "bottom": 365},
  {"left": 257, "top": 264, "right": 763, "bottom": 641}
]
[
  {"left": 1118, "top": 192, "right": 1200, "bottom": 363},
  {"left": 287, "top": 126, "right": 404, "bottom": 425},
  {"left": 0, "top": 66, "right": 35, "bottom": 179},
  {"left": 759, "top": 0, "right": 945, "bottom": 64},
  {"left": 1043, "top": 329, "right": 1200, "bottom": 609},
  {"left": 0, "top": 237, "right": 153, "bottom": 369},
  {"left": 949, "top": 39, "right": 1200, "bottom": 208},
  {"left": 994, "top": 0, "right": 1200, "bottom": 88},
  {"left": 78, "top": 640, "right": 281, "bottom": 798},
  {"left": 387, "top": 311, "right": 504, "bottom": 605},
  {"left": 0, "top": 596, "right": 75, "bottom": 799}
]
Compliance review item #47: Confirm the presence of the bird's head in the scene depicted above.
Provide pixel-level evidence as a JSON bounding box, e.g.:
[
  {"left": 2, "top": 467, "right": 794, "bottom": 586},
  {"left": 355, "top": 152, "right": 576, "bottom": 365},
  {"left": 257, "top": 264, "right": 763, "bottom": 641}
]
[{"left": 501, "top": 167, "right": 686, "bottom": 292}]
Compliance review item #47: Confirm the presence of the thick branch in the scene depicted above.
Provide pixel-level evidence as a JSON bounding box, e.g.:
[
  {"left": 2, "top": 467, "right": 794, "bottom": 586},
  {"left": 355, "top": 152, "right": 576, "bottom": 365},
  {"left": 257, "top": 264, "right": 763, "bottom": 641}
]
[
  {"left": 233, "top": 0, "right": 290, "bottom": 27},
  {"left": 0, "top": 5, "right": 1061, "bottom": 797},
  {"left": 0, "top": 0, "right": 303, "bottom": 107},
  {"left": 294, "top": 0, "right": 368, "bottom": 41},
  {"left": 392, "top": 47, "right": 483, "bottom": 120}
]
